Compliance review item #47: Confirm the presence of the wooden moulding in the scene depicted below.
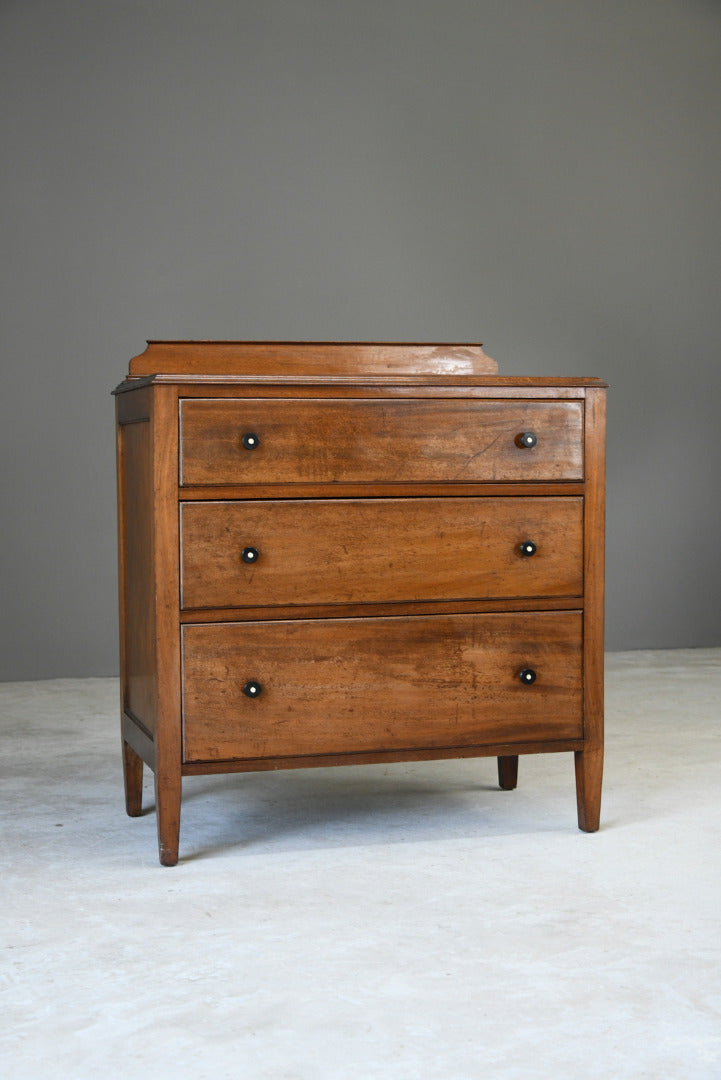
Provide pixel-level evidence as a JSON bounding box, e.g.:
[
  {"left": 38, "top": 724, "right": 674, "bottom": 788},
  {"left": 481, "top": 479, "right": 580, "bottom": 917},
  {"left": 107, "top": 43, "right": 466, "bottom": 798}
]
[
  {"left": 182, "top": 740, "right": 585, "bottom": 776},
  {"left": 128, "top": 340, "right": 498, "bottom": 377},
  {"left": 114, "top": 375, "right": 607, "bottom": 395},
  {"left": 178, "top": 482, "right": 587, "bottom": 500},
  {"left": 178, "top": 598, "right": 583, "bottom": 624}
]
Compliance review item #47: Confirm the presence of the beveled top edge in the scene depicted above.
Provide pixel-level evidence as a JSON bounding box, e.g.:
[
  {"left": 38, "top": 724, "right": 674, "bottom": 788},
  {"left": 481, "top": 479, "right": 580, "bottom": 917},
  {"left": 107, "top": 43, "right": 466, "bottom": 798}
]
[
  {"left": 113, "top": 373, "right": 608, "bottom": 394},
  {"left": 129, "top": 340, "right": 498, "bottom": 377}
]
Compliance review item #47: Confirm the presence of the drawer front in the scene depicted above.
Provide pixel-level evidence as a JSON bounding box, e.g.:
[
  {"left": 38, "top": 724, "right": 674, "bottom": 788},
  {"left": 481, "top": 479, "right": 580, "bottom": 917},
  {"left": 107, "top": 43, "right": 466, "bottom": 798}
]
[
  {"left": 181, "top": 497, "right": 583, "bottom": 609},
  {"left": 180, "top": 399, "right": 584, "bottom": 485},
  {"left": 182, "top": 611, "right": 583, "bottom": 762}
]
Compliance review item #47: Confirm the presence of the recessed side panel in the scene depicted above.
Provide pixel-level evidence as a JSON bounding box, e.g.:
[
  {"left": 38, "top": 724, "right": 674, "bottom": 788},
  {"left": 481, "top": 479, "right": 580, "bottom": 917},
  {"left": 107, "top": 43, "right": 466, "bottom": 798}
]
[{"left": 117, "top": 413, "right": 155, "bottom": 735}]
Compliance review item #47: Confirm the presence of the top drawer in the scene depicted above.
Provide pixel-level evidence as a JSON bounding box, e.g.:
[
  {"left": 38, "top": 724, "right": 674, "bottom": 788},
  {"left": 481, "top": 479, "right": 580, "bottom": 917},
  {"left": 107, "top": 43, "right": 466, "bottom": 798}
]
[{"left": 179, "top": 398, "right": 584, "bottom": 486}]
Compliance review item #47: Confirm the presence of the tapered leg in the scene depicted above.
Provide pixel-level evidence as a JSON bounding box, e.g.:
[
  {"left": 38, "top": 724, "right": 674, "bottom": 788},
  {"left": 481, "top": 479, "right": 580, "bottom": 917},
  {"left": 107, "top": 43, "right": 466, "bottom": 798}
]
[
  {"left": 574, "top": 747, "right": 603, "bottom": 831},
  {"left": 497, "top": 755, "right": 519, "bottom": 790},
  {"left": 122, "top": 740, "right": 144, "bottom": 817},
  {"left": 155, "top": 769, "right": 181, "bottom": 866}
]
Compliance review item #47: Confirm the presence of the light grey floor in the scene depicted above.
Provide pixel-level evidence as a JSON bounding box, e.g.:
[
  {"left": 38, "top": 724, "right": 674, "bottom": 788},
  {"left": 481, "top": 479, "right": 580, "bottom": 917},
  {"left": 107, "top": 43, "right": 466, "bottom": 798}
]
[{"left": 1, "top": 649, "right": 719, "bottom": 1080}]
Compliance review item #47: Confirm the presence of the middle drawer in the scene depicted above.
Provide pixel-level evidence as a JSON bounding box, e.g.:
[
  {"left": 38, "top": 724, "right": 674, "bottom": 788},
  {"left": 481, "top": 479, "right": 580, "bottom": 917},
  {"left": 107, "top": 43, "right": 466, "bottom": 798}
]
[{"left": 181, "top": 497, "right": 583, "bottom": 609}]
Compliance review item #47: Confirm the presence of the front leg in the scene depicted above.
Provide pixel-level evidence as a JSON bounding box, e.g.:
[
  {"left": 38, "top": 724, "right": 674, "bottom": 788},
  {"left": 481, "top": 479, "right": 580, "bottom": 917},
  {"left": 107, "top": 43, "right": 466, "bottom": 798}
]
[
  {"left": 574, "top": 746, "right": 603, "bottom": 831},
  {"left": 155, "top": 768, "right": 182, "bottom": 866}
]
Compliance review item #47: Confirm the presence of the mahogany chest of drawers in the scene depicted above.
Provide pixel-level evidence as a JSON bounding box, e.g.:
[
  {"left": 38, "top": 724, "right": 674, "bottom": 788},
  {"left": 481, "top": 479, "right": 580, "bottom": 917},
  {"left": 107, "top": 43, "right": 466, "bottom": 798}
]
[{"left": 114, "top": 341, "right": 606, "bottom": 865}]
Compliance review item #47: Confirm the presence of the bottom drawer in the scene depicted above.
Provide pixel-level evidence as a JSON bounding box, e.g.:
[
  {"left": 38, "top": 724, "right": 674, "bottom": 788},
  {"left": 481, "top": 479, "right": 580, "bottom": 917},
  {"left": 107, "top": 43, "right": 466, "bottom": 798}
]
[
  {"left": 183, "top": 613, "right": 582, "bottom": 764},
  {"left": 182, "top": 611, "right": 583, "bottom": 763}
]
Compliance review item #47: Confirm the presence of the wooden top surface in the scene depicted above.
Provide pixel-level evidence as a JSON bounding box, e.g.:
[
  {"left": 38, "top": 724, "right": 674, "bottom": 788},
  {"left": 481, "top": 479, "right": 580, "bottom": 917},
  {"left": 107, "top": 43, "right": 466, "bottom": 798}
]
[
  {"left": 118, "top": 340, "right": 607, "bottom": 392},
  {"left": 129, "top": 340, "right": 498, "bottom": 377}
]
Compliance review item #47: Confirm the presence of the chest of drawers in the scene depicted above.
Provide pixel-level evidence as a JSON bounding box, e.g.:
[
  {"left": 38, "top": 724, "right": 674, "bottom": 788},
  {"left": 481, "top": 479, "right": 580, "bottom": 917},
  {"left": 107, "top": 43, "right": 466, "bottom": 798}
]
[{"left": 114, "top": 341, "right": 606, "bottom": 865}]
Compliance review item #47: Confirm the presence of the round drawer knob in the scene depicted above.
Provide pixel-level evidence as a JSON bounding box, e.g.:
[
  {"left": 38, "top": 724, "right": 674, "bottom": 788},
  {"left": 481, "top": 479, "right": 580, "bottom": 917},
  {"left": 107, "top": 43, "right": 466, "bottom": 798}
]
[
  {"left": 243, "top": 681, "right": 262, "bottom": 698},
  {"left": 518, "top": 431, "right": 537, "bottom": 448},
  {"left": 520, "top": 541, "right": 537, "bottom": 557},
  {"left": 519, "top": 668, "right": 537, "bottom": 685},
  {"left": 241, "top": 547, "right": 259, "bottom": 564},
  {"left": 242, "top": 432, "right": 260, "bottom": 450}
]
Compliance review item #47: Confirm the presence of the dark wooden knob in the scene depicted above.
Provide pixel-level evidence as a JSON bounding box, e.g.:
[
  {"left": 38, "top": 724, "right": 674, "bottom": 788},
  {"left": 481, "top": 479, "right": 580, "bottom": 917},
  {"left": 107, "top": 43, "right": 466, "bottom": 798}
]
[
  {"left": 241, "top": 432, "right": 260, "bottom": 450},
  {"left": 519, "top": 668, "right": 537, "bottom": 685},
  {"left": 517, "top": 432, "right": 537, "bottom": 448},
  {"left": 520, "top": 541, "right": 537, "bottom": 557},
  {"left": 241, "top": 547, "right": 259, "bottom": 564},
  {"left": 243, "top": 681, "right": 262, "bottom": 698}
]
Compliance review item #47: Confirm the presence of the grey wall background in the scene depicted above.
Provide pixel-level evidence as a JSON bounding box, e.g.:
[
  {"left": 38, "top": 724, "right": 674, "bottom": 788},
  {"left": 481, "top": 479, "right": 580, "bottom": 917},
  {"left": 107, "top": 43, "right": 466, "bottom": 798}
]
[{"left": 1, "top": 0, "right": 720, "bottom": 680}]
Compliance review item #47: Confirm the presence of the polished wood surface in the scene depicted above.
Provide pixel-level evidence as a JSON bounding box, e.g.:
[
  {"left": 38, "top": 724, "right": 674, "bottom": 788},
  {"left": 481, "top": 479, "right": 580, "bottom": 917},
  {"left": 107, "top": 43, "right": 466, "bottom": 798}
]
[
  {"left": 180, "top": 496, "right": 583, "bottom": 609},
  {"left": 114, "top": 342, "right": 606, "bottom": 863},
  {"left": 178, "top": 596, "right": 581, "bottom": 624},
  {"left": 116, "top": 388, "right": 155, "bottom": 736},
  {"left": 115, "top": 387, "right": 153, "bottom": 831},
  {"left": 149, "top": 386, "right": 183, "bottom": 866},
  {"left": 181, "top": 740, "right": 584, "bottom": 775},
  {"left": 180, "top": 398, "right": 584, "bottom": 485},
  {"left": 576, "top": 386, "right": 606, "bottom": 831},
  {"left": 179, "top": 481, "right": 586, "bottom": 500},
  {"left": 115, "top": 384, "right": 182, "bottom": 864},
  {"left": 130, "top": 340, "right": 497, "bottom": 377},
  {"left": 182, "top": 611, "right": 583, "bottom": 762},
  {"left": 122, "top": 739, "right": 144, "bottom": 817},
  {"left": 117, "top": 375, "right": 604, "bottom": 395},
  {"left": 181, "top": 739, "right": 585, "bottom": 775},
  {"left": 497, "top": 755, "right": 519, "bottom": 790}
]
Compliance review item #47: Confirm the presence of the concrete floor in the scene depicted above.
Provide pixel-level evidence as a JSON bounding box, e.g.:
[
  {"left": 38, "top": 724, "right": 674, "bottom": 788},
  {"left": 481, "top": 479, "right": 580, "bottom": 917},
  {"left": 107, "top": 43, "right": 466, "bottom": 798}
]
[{"left": 1, "top": 649, "right": 719, "bottom": 1079}]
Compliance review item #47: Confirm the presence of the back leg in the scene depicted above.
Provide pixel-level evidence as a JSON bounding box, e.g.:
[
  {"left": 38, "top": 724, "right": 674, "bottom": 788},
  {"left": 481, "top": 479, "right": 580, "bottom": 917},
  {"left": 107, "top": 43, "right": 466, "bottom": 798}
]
[
  {"left": 123, "top": 740, "right": 144, "bottom": 816},
  {"left": 497, "top": 755, "right": 519, "bottom": 790}
]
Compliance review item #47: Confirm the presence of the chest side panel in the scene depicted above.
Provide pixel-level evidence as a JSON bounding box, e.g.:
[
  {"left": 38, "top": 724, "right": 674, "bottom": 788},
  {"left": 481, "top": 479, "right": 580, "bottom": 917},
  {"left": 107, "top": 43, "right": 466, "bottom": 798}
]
[{"left": 116, "top": 404, "right": 156, "bottom": 734}]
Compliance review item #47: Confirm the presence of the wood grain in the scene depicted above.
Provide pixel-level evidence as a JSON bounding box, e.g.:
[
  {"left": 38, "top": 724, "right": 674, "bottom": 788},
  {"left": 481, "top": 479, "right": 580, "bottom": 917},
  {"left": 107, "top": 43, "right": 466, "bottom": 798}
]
[
  {"left": 117, "top": 376, "right": 604, "bottom": 396},
  {"left": 115, "top": 341, "right": 606, "bottom": 862},
  {"left": 180, "top": 398, "right": 584, "bottom": 485},
  {"left": 182, "top": 611, "right": 583, "bottom": 763},
  {"left": 180, "top": 496, "right": 584, "bottom": 610},
  {"left": 179, "top": 482, "right": 586, "bottom": 500},
  {"left": 182, "top": 740, "right": 584, "bottom": 775},
  {"left": 576, "top": 386, "right": 606, "bottom": 831},
  {"left": 150, "top": 385, "right": 183, "bottom": 866},
  {"left": 178, "top": 597, "right": 581, "bottom": 624},
  {"left": 122, "top": 739, "right": 144, "bottom": 817},
  {"left": 129, "top": 340, "right": 497, "bottom": 377},
  {"left": 122, "top": 711, "right": 155, "bottom": 770},
  {"left": 116, "top": 389, "right": 155, "bottom": 734}
]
